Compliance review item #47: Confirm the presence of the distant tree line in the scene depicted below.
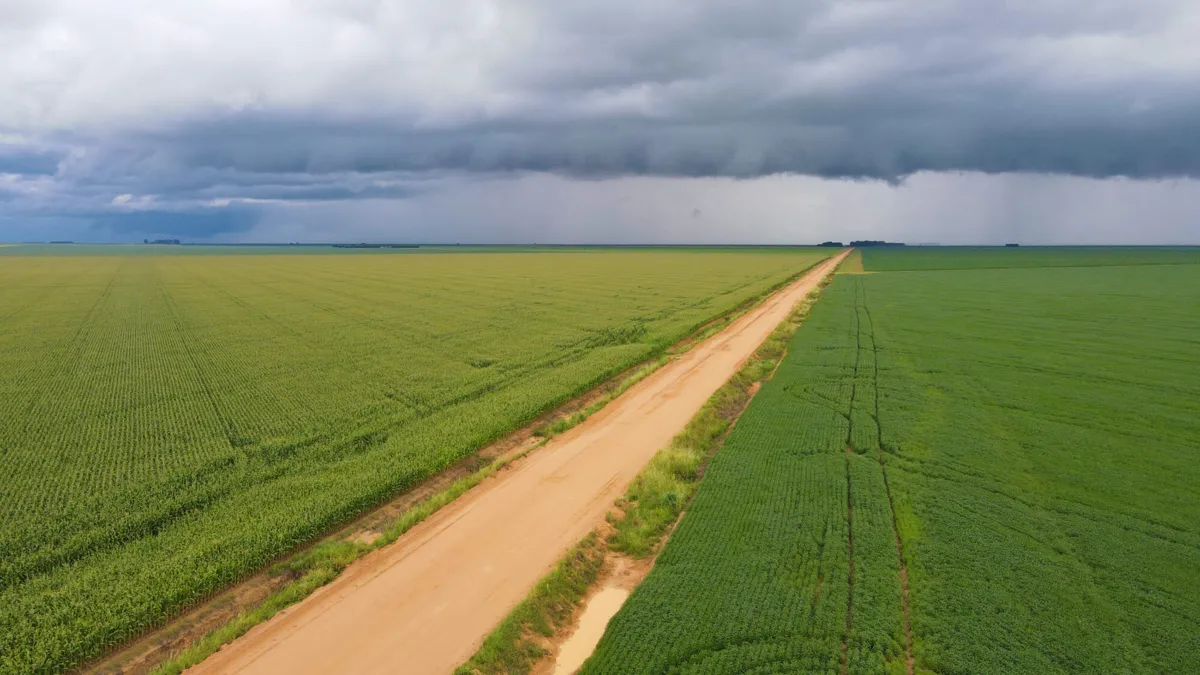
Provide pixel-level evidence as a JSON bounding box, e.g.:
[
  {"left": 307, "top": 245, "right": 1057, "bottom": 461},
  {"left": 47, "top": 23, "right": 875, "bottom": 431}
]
[
  {"left": 850, "top": 240, "right": 906, "bottom": 247},
  {"left": 143, "top": 239, "right": 181, "bottom": 245},
  {"left": 331, "top": 243, "right": 421, "bottom": 249}
]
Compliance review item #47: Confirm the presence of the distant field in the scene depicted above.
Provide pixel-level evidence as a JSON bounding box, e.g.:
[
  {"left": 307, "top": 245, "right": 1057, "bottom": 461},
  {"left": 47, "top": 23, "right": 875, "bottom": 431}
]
[
  {"left": 862, "top": 245, "right": 1200, "bottom": 270},
  {"left": 586, "top": 250, "right": 1200, "bottom": 673},
  {"left": 0, "top": 248, "right": 829, "bottom": 673},
  {"left": 0, "top": 243, "right": 826, "bottom": 257}
]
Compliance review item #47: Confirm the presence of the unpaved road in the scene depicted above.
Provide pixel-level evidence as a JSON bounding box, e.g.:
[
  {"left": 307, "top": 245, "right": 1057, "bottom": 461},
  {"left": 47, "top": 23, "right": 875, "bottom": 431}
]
[{"left": 188, "top": 251, "right": 848, "bottom": 675}]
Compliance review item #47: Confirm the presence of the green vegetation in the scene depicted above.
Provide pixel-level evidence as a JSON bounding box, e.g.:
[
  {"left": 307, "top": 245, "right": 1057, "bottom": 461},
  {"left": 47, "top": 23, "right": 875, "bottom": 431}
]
[
  {"left": 149, "top": 545, "right": 356, "bottom": 675},
  {"left": 836, "top": 249, "right": 866, "bottom": 275},
  {"left": 861, "top": 245, "right": 1200, "bottom": 270},
  {"left": 585, "top": 250, "right": 1200, "bottom": 674},
  {"left": 0, "top": 248, "right": 828, "bottom": 674}
]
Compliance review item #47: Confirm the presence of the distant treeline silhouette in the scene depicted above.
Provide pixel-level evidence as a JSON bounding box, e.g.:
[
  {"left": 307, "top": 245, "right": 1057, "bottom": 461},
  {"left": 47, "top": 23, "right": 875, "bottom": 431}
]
[{"left": 331, "top": 243, "right": 421, "bottom": 249}]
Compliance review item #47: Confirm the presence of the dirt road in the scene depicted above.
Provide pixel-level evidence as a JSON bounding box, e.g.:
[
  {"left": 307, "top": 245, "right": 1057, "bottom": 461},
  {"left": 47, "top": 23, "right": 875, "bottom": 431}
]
[{"left": 188, "top": 251, "right": 848, "bottom": 675}]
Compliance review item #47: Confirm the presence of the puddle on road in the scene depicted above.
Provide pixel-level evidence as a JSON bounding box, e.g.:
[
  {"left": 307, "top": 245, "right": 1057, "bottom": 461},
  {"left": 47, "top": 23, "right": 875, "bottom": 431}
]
[{"left": 552, "top": 586, "right": 630, "bottom": 674}]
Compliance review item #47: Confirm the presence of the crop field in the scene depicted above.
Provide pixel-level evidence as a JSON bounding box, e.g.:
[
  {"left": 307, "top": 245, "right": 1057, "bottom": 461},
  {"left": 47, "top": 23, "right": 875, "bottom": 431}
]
[
  {"left": 585, "top": 248, "right": 1200, "bottom": 674},
  {"left": 0, "top": 248, "right": 829, "bottom": 673},
  {"left": 860, "top": 245, "right": 1200, "bottom": 271}
]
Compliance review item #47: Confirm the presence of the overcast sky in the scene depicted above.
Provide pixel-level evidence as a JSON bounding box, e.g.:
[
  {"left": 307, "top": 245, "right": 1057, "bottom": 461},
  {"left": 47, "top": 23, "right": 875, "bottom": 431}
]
[{"left": 2, "top": 0, "right": 1198, "bottom": 244}]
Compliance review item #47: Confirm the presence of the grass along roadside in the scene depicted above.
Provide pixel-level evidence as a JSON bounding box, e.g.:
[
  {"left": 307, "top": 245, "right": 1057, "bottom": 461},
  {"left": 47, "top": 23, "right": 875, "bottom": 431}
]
[
  {"left": 128, "top": 255, "right": 836, "bottom": 675},
  {"left": 455, "top": 269, "right": 839, "bottom": 675}
]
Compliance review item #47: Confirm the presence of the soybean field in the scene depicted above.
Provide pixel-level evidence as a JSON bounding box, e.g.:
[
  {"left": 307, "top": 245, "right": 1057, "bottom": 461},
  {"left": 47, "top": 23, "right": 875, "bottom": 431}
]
[
  {"left": 584, "top": 248, "right": 1200, "bottom": 674},
  {"left": 0, "top": 247, "right": 829, "bottom": 674}
]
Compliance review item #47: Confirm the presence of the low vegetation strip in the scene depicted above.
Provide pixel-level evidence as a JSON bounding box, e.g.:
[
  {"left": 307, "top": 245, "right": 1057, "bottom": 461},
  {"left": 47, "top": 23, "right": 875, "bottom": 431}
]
[
  {"left": 457, "top": 265, "right": 837, "bottom": 675},
  {"left": 0, "top": 249, "right": 830, "bottom": 674},
  {"left": 586, "top": 249, "right": 1200, "bottom": 674}
]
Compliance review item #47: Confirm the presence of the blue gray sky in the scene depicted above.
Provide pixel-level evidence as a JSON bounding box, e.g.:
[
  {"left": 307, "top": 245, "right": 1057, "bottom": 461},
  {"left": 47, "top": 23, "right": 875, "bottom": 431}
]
[{"left": 2, "top": 0, "right": 1199, "bottom": 244}]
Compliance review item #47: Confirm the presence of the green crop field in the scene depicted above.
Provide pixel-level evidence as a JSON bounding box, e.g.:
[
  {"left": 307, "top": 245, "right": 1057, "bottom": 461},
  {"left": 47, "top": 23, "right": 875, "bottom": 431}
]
[
  {"left": 585, "top": 248, "right": 1200, "bottom": 674},
  {"left": 0, "top": 248, "right": 829, "bottom": 674},
  {"left": 860, "top": 245, "right": 1200, "bottom": 271}
]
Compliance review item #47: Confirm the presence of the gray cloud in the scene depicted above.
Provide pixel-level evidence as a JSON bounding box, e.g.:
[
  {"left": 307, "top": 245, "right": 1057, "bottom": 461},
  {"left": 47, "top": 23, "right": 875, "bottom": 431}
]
[
  {"left": 0, "top": 1, "right": 1199, "bottom": 240},
  {"left": 91, "top": 208, "right": 262, "bottom": 238},
  {"left": 0, "top": 147, "right": 62, "bottom": 175}
]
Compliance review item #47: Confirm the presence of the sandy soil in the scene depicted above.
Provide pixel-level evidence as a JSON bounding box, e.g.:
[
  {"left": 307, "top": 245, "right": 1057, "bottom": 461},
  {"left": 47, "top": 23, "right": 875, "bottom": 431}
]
[
  {"left": 187, "top": 251, "right": 848, "bottom": 675},
  {"left": 553, "top": 587, "right": 629, "bottom": 674},
  {"left": 538, "top": 551, "right": 654, "bottom": 675}
]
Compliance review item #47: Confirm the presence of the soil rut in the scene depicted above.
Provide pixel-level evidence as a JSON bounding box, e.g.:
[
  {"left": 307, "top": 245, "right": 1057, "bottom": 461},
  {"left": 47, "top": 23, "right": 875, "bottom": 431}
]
[{"left": 187, "top": 252, "right": 848, "bottom": 675}]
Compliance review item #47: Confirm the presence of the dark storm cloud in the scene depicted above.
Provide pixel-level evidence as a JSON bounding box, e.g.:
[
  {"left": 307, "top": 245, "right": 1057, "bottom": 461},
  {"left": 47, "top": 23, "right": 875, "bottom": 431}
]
[
  {"left": 91, "top": 208, "right": 262, "bottom": 238},
  {"left": 1, "top": 1, "right": 1199, "bottom": 240},
  {"left": 0, "top": 148, "right": 61, "bottom": 176},
  {"left": 157, "top": 112, "right": 1200, "bottom": 180}
]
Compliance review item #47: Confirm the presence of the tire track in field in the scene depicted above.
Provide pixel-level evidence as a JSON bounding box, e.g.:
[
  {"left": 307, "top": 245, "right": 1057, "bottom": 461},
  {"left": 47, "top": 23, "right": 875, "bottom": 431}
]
[
  {"left": 860, "top": 279, "right": 915, "bottom": 675},
  {"left": 841, "top": 279, "right": 864, "bottom": 675},
  {"left": 842, "top": 444, "right": 855, "bottom": 675}
]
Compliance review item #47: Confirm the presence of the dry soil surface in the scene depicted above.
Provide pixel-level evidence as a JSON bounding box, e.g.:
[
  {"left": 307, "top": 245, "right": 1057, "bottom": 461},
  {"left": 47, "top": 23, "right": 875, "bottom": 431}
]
[{"left": 187, "top": 251, "right": 848, "bottom": 675}]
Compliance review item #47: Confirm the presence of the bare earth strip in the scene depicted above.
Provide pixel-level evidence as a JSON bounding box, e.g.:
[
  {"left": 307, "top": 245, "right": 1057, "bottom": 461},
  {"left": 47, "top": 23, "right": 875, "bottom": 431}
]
[{"left": 188, "top": 251, "right": 848, "bottom": 675}]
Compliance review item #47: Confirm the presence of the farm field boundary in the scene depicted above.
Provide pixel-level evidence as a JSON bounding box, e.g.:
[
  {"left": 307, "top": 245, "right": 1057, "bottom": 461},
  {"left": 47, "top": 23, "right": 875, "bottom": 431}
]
[
  {"left": 181, "top": 251, "right": 848, "bottom": 675},
  {"left": 457, "top": 255, "right": 843, "bottom": 675},
  {"left": 86, "top": 252, "right": 841, "bottom": 675}
]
